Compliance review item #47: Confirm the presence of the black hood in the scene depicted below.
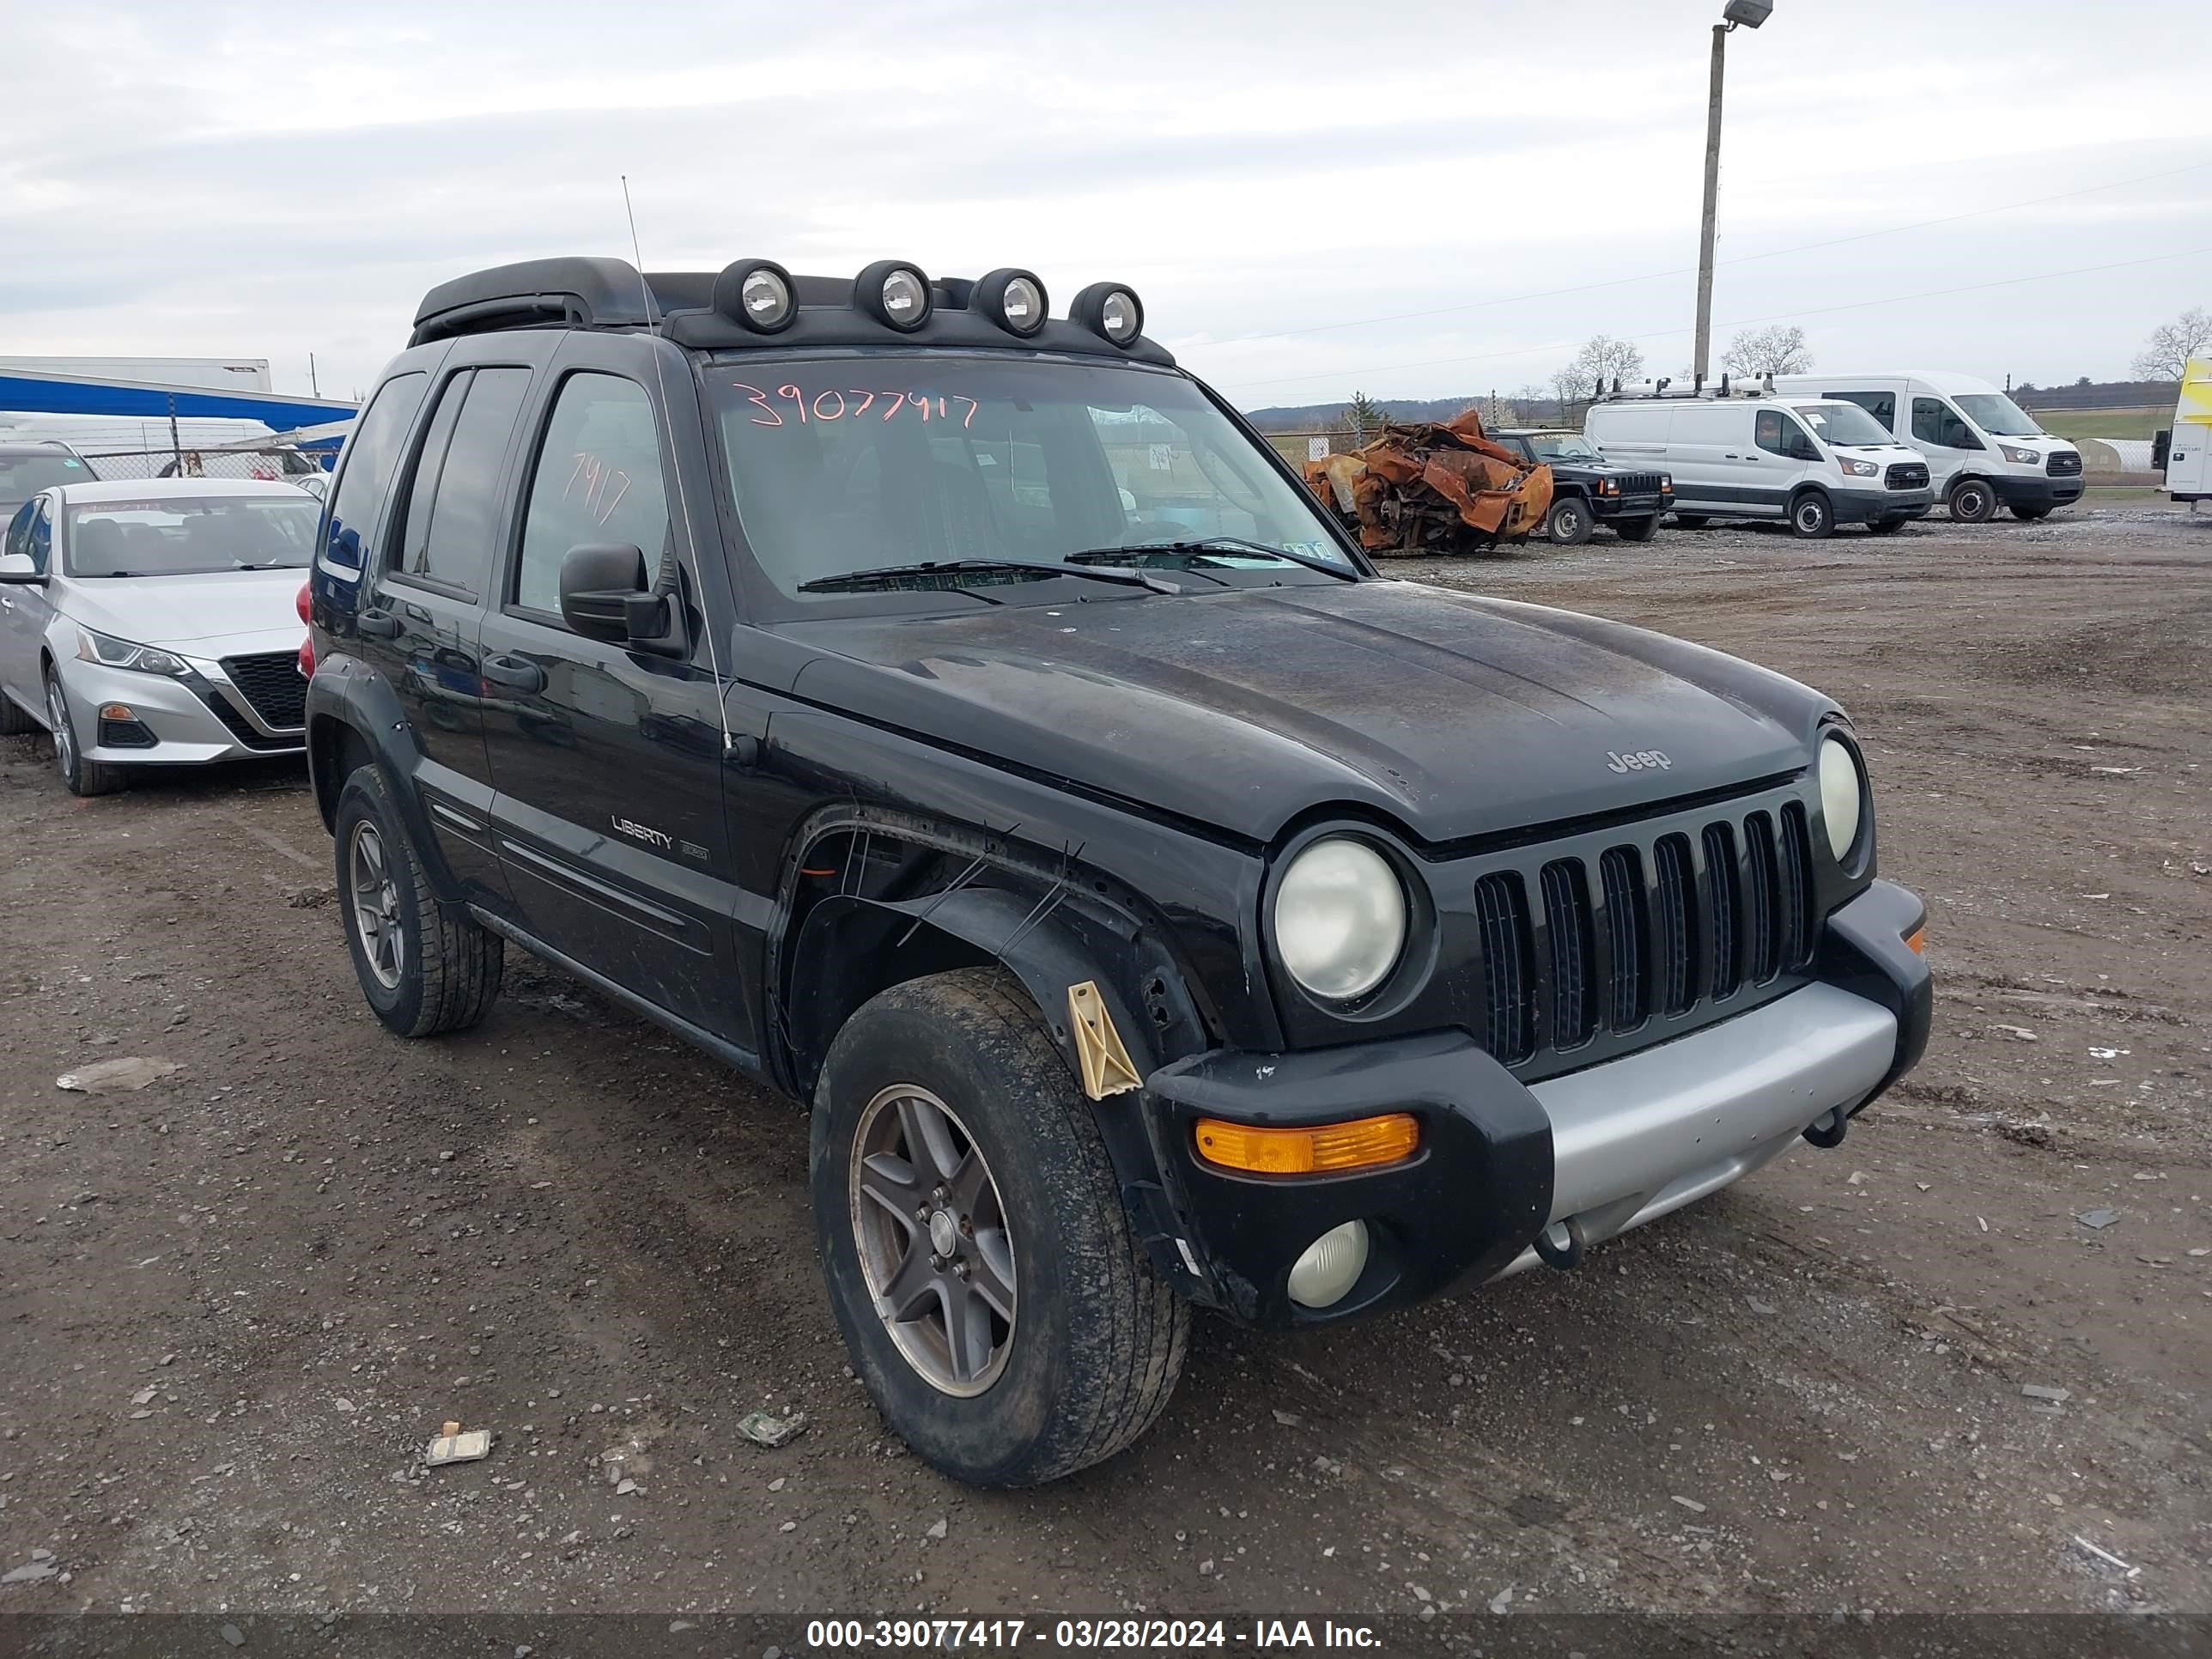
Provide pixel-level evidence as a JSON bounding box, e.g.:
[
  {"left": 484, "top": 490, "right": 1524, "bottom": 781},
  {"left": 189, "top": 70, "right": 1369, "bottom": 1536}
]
[{"left": 769, "top": 580, "right": 1832, "bottom": 848}]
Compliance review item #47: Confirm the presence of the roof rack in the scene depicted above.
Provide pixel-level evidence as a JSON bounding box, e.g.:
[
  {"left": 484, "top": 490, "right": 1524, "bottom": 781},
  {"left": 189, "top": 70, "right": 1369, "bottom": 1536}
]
[
  {"left": 1592, "top": 371, "right": 1784, "bottom": 404},
  {"left": 406, "top": 256, "right": 1175, "bottom": 366}
]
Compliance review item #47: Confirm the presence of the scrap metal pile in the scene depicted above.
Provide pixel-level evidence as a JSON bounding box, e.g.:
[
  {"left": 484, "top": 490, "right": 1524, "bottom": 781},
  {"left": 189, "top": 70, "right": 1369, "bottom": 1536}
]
[{"left": 1302, "top": 409, "right": 1552, "bottom": 556}]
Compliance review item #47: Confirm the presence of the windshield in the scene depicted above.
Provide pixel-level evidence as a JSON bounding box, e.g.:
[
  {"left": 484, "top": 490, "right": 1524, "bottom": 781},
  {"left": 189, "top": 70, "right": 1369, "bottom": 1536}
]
[
  {"left": 1526, "top": 434, "right": 1598, "bottom": 462},
  {"left": 1954, "top": 393, "right": 2044, "bottom": 438},
  {"left": 64, "top": 495, "right": 319, "bottom": 577},
  {"left": 1792, "top": 403, "right": 1893, "bottom": 447},
  {"left": 707, "top": 354, "right": 1352, "bottom": 601},
  {"left": 0, "top": 453, "right": 93, "bottom": 515}
]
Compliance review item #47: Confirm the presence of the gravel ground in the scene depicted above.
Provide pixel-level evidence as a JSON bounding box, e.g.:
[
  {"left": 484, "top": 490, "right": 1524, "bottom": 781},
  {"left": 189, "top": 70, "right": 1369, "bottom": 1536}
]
[{"left": 0, "top": 504, "right": 2206, "bottom": 1625}]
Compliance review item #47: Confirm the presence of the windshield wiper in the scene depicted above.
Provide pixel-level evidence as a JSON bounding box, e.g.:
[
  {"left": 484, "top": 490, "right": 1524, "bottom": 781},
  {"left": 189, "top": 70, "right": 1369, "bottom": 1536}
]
[
  {"left": 1071, "top": 538, "right": 1358, "bottom": 580},
  {"left": 797, "top": 557, "right": 1181, "bottom": 596}
]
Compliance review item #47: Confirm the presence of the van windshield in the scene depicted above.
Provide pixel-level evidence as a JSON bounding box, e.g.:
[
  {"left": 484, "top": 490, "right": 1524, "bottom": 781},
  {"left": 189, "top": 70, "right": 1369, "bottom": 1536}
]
[
  {"left": 1954, "top": 394, "right": 2044, "bottom": 438},
  {"left": 1792, "top": 403, "right": 1891, "bottom": 447},
  {"left": 705, "top": 354, "right": 1352, "bottom": 601}
]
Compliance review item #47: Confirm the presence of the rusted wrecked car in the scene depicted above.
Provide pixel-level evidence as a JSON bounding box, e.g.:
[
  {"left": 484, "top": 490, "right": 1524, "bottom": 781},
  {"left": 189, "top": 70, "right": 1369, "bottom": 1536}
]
[{"left": 1303, "top": 409, "right": 1553, "bottom": 556}]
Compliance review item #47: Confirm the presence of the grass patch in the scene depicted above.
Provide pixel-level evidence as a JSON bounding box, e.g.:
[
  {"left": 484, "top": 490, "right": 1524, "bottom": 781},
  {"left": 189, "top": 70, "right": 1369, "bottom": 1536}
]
[{"left": 2035, "top": 406, "right": 2169, "bottom": 441}]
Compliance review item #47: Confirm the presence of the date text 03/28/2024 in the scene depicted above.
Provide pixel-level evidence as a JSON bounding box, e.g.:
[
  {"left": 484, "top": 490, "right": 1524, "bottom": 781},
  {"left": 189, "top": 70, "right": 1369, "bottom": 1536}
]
[{"left": 804, "top": 1619, "right": 1382, "bottom": 1649}]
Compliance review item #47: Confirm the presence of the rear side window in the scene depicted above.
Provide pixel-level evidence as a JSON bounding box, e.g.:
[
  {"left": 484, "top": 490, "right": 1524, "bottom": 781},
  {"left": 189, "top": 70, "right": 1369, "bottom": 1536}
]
[
  {"left": 513, "top": 374, "right": 670, "bottom": 618},
  {"left": 391, "top": 367, "right": 532, "bottom": 598},
  {"left": 325, "top": 372, "right": 430, "bottom": 568},
  {"left": 1826, "top": 389, "right": 1895, "bottom": 428}
]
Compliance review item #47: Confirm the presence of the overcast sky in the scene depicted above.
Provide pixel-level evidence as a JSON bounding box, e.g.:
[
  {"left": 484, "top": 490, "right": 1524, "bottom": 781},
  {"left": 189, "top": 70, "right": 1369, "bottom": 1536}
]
[{"left": 3, "top": 0, "right": 2204, "bottom": 410}]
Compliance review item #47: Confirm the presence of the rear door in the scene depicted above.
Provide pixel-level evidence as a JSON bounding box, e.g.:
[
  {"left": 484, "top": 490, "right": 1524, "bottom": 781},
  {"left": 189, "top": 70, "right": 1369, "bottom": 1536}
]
[
  {"left": 476, "top": 336, "right": 747, "bottom": 1043},
  {"left": 0, "top": 497, "right": 50, "bottom": 712}
]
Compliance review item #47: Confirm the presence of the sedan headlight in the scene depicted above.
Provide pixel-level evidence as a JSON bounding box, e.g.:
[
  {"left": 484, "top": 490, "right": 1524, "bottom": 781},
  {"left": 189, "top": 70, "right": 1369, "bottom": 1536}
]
[
  {"left": 1818, "top": 735, "right": 1866, "bottom": 862},
  {"left": 1838, "top": 457, "right": 1880, "bottom": 477},
  {"left": 1273, "top": 838, "right": 1407, "bottom": 1001},
  {"left": 1999, "top": 444, "right": 2040, "bottom": 466},
  {"left": 77, "top": 628, "right": 190, "bottom": 677}
]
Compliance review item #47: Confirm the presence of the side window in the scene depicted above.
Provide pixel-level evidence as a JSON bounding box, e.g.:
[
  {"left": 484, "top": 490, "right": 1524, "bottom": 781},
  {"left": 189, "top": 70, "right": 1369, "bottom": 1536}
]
[
  {"left": 3, "top": 500, "right": 33, "bottom": 562},
  {"left": 392, "top": 367, "right": 532, "bottom": 598},
  {"left": 325, "top": 371, "right": 430, "bottom": 569},
  {"left": 1753, "top": 410, "right": 1788, "bottom": 455},
  {"left": 513, "top": 374, "right": 670, "bottom": 619},
  {"left": 1828, "top": 390, "right": 1895, "bottom": 429},
  {"left": 1911, "top": 397, "right": 1981, "bottom": 451},
  {"left": 27, "top": 501, "right": 52, "bottom": 574}
]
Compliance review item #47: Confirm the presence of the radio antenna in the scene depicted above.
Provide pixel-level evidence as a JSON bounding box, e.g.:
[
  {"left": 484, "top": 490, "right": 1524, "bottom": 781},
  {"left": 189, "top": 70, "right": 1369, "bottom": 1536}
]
[{"left": 622, "top": 173, "right": 732, "bottom": 753}]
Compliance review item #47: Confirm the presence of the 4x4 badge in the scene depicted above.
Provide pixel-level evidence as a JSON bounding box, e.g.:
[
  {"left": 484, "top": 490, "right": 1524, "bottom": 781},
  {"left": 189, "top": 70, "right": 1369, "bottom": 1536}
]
[{"left": 1607, "top": 749, "right": 1672, "bottom": 774}]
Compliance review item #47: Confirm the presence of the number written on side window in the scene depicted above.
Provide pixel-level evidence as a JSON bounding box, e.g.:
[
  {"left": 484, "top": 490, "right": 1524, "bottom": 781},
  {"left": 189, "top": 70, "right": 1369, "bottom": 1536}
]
[{"left": 514, "top": 374, "right": 671, "bottom": 618}]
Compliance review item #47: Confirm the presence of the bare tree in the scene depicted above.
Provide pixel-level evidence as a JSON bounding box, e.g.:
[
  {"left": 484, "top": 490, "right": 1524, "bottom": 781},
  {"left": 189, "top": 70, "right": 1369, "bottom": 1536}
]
[
  {"left": 1510, "top": 382, "right": 1552, "bottom": 424},
  {"left": 1722, "top": 324, "right": 1814, "bottom": 377},
  {"left": 2130, "top": 308, "right": 2212, "bottom": 381},
  {"left": 1569, "top": 334, "right": 1646, "bottom": 398}
]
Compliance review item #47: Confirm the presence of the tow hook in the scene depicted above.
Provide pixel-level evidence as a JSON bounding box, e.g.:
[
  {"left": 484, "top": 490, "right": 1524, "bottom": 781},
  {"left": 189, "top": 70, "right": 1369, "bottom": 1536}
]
[
  {"left": 1533, "top": 1215, "right": 1588, "bottom": 1271},
  {"left": 1802, "top": 1107, "right": 1849, "bottom": 1149}
]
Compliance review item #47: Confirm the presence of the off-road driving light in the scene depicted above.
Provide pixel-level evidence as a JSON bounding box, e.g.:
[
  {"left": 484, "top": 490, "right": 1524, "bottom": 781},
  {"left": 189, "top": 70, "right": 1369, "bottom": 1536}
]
[
  {"left": 1072, "top": 281, "right": 1144, "bottom": 348},
  {"left": 1819, "top": 735, "right": 1865, "bottom": 862},
  {"left": 1194, "top": 1112, "right": 1419, "bottom": 1176},
  {"left": 975, "top": 267, "right": 1049, "bottom": 337},
  {"left": 712, "top": 258, "right": 799, "bottom": 333},
  {"left": 1287, "top": 1220, "right": 1370, "bottom": 1310},
  {"left": 1273, "top": 837, "right": 1407, "bottom": 1000},
  {"left": 856, "top": 260, "right": 932, "bottom": 331}
]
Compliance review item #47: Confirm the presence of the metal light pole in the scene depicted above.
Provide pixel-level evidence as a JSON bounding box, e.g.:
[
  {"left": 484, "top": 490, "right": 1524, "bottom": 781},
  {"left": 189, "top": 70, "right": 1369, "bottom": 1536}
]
[{"left": 1693, "top": 0, "right": 1771, "bottom": 385}]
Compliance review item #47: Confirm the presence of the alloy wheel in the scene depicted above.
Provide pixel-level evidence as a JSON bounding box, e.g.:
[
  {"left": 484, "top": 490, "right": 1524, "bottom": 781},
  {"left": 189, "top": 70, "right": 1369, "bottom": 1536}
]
[
  {"left": 848, "top": 1084, "right": 1017, "bottom": 1397},
  {"left": 46, "top": 678, "right": 74, "bottom": 778},
  {"left": 348, "top": 821, "right": 405, "bottom": 989}
]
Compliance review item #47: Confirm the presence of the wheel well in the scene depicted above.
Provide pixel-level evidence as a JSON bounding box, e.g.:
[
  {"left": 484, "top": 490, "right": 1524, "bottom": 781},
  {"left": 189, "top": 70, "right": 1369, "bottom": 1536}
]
[
  {"left": 309, "top": 714, "right": 374, "bottom": 831},
  {"left": 1790, "top": 484, "right": 1831, "bottom": 511},
  {"left": 783, "top": 896, "right": 999, "bottom": 1099}
]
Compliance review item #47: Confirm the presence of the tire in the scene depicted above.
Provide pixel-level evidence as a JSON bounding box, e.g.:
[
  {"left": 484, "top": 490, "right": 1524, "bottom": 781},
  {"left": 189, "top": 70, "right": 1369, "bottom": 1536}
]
[
  {"left": 333, "top": 765, "right": 502, "bottom": 1037},
  {"left": 1614, "top": 515, "right": 1660, "bottom": 543},
  {"left": 811, "top": 968, "right": 1189, "bottom": 1487},
  {"left": 0, "top": 688, "right": 36, "bottom": 736},
  {"left": 1671, "top": 514, "right": 1711, "bottom": 528},
  {"left": 1948, "top": 477, "right": 1996, "bottom": 524},
  {"left": 1789, "top": 490, "right": 1835, "bottom": 539},
  {"left": 1868, "top": 517, "right": 1907, "bottom": 536},
  {"left": 2009, "top": 504, "right": 2053, "bottom": 521},
  {"left": 45, "top": 669, "right": 126, "bottom": 796},
  {"left": 1544, "top": 496, "right": 1594, "bottom": 546}
]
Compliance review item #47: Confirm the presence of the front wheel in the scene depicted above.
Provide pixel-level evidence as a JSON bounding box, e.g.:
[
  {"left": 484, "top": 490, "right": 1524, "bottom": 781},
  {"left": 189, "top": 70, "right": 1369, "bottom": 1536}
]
[
  {"left": 1671, "top": 513, "right": 1711, "bottom": 528},
  {"left": 1543, "top": 496, "right": 1594, "bottom": 546},
  {"left": 1948, "top": 477, "right": 1996, "bottom": 524},
  {"left": 811, "top": 969, "right": 1188, "bottom": 1487},
  {"left": 2010, "top": 504, "right": 2053, "bottom": 521},
  {"left": 1868, "top": 517, "right": 1907, "bottom": 536},
  {"left": 45, "top": 670, "right": 126, "bottom": 796},
  {"left": 1614, "top": 514, "right": 1660, "bottom": 543},
  {"left": 1789, "top": 490, "right": 1835, "bottom": 539}
]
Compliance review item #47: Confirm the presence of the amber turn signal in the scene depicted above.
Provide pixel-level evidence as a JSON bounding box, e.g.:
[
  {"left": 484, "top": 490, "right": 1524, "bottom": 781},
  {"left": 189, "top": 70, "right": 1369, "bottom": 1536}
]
[
  {"left": 1905, "top": 927, "right": 1926, "bottom": 955},
  {"left": 1194, "top": 1112, "right": 1419, "bottom": 1176}
]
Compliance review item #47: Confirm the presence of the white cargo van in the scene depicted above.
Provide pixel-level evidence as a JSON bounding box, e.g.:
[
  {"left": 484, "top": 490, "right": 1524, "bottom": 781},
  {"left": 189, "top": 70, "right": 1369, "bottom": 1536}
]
[
  {"left": 2156, "top": 357, "right": 2209, "bottom": 505},
  {"left": 1766, "top": 370, "right": 2082, "bottom": 522},
  {"left": 1584, "top": 391, "right": 1933, "bottom": 538}
]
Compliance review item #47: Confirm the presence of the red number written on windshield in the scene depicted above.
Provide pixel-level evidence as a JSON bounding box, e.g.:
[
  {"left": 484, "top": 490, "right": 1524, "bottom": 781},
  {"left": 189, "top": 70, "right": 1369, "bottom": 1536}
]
[{"left": 732, "top": 381, "right": 979, "bottom": 429}]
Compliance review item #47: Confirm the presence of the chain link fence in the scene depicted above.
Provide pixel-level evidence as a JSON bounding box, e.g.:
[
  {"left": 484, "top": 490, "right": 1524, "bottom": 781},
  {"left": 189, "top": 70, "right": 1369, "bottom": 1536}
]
[{"left": 76, "top": 446, "right": 331, "bottom": 491}]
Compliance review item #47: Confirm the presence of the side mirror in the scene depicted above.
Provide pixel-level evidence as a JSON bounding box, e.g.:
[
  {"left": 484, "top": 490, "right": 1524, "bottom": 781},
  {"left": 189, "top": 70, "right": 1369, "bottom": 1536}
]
[
  {"left": 557, "top": 543, "right": 684, "bottom": 655},
  {"left": 0, "top": 552, "right": 44, "bottom": 585}
]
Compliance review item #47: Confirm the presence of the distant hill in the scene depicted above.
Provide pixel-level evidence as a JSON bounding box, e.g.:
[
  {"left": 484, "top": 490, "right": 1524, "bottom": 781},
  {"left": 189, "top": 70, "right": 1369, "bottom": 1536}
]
[{"left": 1244, "top": 396, "right": 1505, "bottom": 432}]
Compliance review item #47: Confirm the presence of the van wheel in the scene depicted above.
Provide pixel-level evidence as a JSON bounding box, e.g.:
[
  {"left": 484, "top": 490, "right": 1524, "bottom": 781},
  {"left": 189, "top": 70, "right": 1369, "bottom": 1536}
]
[
  {"left": 1544, "top": 497, "right": 1594, "bottom": 545},
  {"left": 1615, "top": 515, "right": 1660, "bottom": 542},
  {"left": 1868, "top": 517, "right": 1907, "bottom": 536},
  {"left": 2009, "top": 504, "right": 2053, "bottom": 521},
  {"left": 811, "top": 968, "right": 1189, "bottom": 1487},
  {"left": 46, "top": 670, "right": 126, "bottom": 796},
  {"left": 333, "top": 766, "right": 503, "bottom": 1037},
  {"left": 1672, "top": 514, "right": 1711, "bottom": 528},
  {"left": 1789, "top": 491, "right": 1835, "bottom": 539},
  {"left": 1948, "top": 477, "right": 1996, "bottom": 523}
]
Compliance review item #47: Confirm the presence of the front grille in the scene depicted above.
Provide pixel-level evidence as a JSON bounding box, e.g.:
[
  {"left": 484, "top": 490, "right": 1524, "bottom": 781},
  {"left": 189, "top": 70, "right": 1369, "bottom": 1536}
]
[
  {"left": 1611, "top": 472, "right": 1666, "bottom": 495},
  {"left": 1886, "top": 462, "right": 1929, "bottom": 490},
  {"left": 2047, "top": 451, "right": 2081, "bottom": 477},
  {"left": 221, "top": 651, "right": 307, "bottom": 730},
  {"left": 1469, "top": 791, "right": 1822, "bottom": 1074}
]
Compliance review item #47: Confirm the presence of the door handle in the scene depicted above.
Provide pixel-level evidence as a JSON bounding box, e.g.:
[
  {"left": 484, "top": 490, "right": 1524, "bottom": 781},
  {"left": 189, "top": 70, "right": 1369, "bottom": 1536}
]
[
  {"left": 481, "top": 653, "right": 547, "bottom": 694},
  {"left": 357, "top": 609, "right": 401, "bottom": 640}
]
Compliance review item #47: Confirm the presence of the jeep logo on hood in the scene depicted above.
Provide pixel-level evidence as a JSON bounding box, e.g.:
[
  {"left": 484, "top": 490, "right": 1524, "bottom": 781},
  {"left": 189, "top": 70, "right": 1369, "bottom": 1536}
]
[{"left": 1607, "top": 749, "right": 1672, "bottom": 775}]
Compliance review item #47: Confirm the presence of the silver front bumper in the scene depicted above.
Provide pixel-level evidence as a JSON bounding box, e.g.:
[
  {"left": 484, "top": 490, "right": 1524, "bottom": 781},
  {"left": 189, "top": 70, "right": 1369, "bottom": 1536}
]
[{"left": 1491, "top": 982, "right": 1898, "bottom": 1279}]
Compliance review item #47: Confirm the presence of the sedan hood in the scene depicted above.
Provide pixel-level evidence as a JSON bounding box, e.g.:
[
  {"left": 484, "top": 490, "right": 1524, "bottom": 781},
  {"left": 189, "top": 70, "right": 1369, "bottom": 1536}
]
[
  {"left": 776, "top": 580, "right": 1833, "bottom": 846},
  {"left": 60, "top": 568, "right": 307, "bottom": 658}
]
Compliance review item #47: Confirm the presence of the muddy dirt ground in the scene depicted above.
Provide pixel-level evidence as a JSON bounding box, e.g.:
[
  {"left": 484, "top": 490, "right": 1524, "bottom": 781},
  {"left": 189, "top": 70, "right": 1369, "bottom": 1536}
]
[{"left": 2, "top": 506, "right": 2206, "bottom": 1626}]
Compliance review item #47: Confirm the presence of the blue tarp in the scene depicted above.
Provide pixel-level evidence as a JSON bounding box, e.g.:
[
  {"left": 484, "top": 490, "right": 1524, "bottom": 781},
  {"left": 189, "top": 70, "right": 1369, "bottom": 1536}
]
[{"left": 0, "top": 372, "right": 356, "bottom": 430}]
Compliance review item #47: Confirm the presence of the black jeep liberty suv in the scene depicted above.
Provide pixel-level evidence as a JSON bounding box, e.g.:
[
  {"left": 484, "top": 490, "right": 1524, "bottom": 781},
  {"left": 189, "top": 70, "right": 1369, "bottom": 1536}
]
[
  {"left": 1492, "top": 428, "right": 1673, "bottom": 546},
  {"left": 305, "top": 255, "right": 1932, "bottom": 1487}
]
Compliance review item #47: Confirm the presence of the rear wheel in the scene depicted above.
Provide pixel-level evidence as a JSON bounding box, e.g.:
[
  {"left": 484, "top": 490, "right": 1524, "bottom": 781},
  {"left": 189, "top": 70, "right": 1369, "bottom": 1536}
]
[
  {"left": 1948, "top": 477, "right": 1996, "bottom": 524},
  {"left": 1614, "top": 515, "right": 1660, "bottom": 543},
  {"left": 0, "top": 688, "right": 37, "bottom": 736},
  {"left": 333, "top": 765, "right": 502, "bottom": 1037},
  {"left": 45, "top": 670, "right": 126, "bottom": 796},
  {"left": 2009, "top": 504, "right": 2053, "bottom": 521},
  {"left": 1789, "top": 490, "right": 1835, "bottom": 539},
  {"left": 1671, "top": 513, "right": 1711, "bottom": 528},
  {"left": 1544, "top": 496, "right": 1594, "bottom": 546},
  {"left": 811, "top": 968, "right": 1188, "bottom": 1487}
]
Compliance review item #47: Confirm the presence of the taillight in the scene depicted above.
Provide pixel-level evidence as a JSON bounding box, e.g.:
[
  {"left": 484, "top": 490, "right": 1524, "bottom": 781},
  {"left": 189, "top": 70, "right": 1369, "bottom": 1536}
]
[
  {"left": 298, "top": 635, "right": 315, "bottom": 679},
  {"left": 295, "top": 580, "right": 312, "bottom": 625}
]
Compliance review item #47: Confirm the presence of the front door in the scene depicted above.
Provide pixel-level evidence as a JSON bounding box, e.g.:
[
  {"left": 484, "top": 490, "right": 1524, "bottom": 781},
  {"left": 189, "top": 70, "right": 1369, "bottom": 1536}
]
[
  {"left": 477, "top": 356, "right": 745, "bottom": 1044},
  {"left": 1747, "top": 409, "right": 1814, "bottom": 512},
  {"left": 1908, "top": 396, "right": 1984, "bottom": 492}
]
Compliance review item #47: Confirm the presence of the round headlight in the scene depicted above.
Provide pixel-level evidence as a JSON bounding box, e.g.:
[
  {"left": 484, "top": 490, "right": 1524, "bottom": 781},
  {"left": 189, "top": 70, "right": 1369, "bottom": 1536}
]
[
  {"left": 1273, "top": 838, "right": 1407, "bottom": 1001},
  {"left": 1072, "top": 281, "right": 1145, "bottom": 348},
  {"left": 1819, "top": 735, "right": 1865, "bottom": 862},
  {"left": 712, "top": 258, "right": 799, "bottom": 333},
  {"left": 975, "top": 267, "right": 1049, "bottom": 337}
]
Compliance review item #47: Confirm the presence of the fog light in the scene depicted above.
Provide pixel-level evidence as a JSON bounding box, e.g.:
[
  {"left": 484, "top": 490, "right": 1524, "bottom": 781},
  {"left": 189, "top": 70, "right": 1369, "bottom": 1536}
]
[
  {"left": 1288, "top": 1220, "right": 1370, "bottom": 1310},
  {"left": 1073, "top": 281, "right": 1144, "bottom": 347},
  {"left": 857, "top": 260, "right": 932, "bottom": 331}
]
